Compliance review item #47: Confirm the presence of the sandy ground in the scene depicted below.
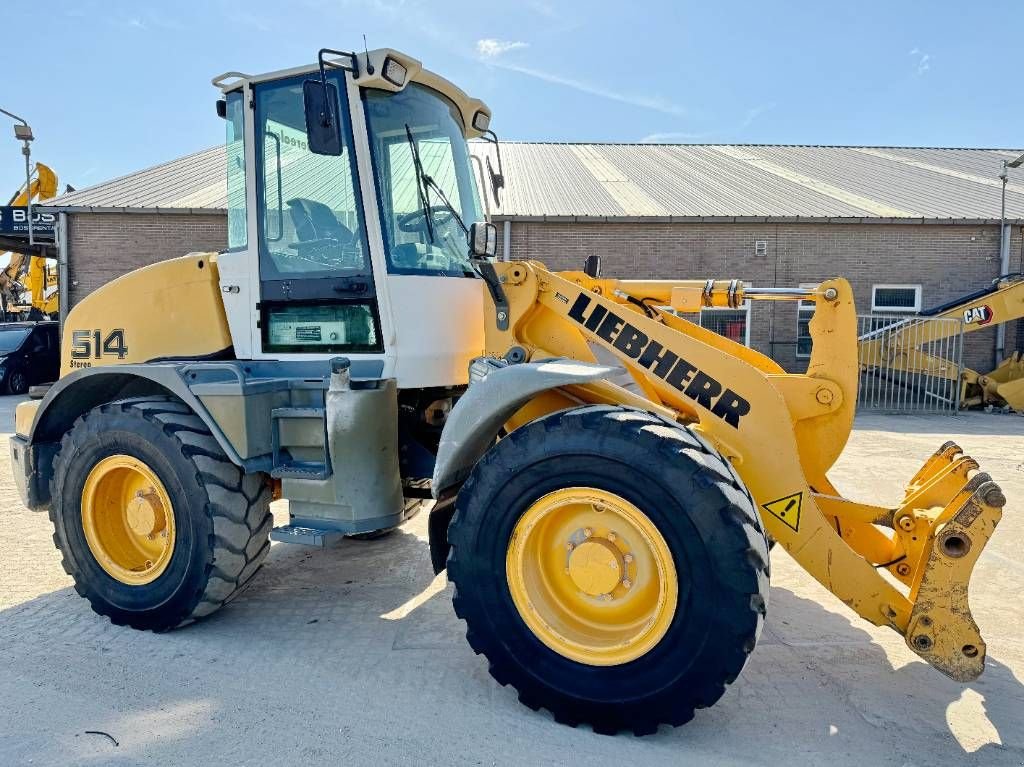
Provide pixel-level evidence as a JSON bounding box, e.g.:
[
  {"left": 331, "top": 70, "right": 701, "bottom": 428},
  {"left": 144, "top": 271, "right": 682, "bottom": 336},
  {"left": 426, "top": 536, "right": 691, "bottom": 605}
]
[{"left": 1, "top": 395, "right": 1023, "bottom": 766}]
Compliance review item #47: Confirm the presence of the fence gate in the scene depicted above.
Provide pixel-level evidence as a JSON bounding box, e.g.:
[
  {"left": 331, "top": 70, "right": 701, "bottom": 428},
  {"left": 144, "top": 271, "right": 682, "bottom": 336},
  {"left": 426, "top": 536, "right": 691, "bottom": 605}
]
[{"left": 856, "top": 314, "right": 964, "bottom": 414}]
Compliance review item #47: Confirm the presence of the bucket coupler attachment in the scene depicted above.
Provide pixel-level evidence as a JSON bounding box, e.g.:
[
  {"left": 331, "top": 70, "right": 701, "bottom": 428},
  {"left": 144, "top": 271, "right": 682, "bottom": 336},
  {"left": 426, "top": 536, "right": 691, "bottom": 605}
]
[
  {"left": 821, "top": 441, "right": 1004, "bottom": 681},
  {"left": 896, "top": 443, "right": 1004, "bottom": 681}
]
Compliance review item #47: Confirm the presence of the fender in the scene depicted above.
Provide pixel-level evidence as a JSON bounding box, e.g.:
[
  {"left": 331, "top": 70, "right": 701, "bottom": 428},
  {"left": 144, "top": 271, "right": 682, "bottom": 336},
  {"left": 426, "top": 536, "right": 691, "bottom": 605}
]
[
  {"left": 26, "top": 364, "right": 246, "bottom": 463},
  {"left": 12, "top": 364, "right": 250, "bottom": 512},
  {"left": 426, "top": 358, "right": 622, "bottom": 573},
  {"left": 431, "top": 358, "right": 622, "bottom": 498}
]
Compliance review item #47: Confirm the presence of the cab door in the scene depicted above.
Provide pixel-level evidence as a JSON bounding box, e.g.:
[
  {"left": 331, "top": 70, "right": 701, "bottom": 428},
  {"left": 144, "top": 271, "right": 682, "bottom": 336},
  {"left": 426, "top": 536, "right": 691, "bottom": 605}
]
[{"left": 250, "top": 71, "right": 385, "bottom": 362}]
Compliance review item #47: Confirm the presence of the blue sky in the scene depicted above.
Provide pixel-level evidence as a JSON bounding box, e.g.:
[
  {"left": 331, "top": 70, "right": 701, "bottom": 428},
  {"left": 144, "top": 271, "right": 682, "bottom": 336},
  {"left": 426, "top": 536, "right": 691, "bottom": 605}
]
[{"left": 2, "top": 0, "right": 1022, "bottom": 197}]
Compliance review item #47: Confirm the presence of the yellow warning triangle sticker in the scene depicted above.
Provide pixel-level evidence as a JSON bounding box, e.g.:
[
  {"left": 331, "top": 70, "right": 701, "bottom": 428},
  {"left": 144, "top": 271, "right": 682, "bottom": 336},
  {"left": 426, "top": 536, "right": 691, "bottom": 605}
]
[{"left": 762, "top": 492, "right": 803, "bottom": 532}]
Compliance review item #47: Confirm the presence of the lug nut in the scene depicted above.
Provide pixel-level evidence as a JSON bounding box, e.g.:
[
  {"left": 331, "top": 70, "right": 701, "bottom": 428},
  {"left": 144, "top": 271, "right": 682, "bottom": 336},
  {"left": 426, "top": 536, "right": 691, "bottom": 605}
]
[
  {"left": 583, "top": 528, "right": 593, "bottom": 539},
  {"left": 621, "top": 579, "right": 632, "bottom": 589},
  {"left": 566, "top": 542, "right": 575, "bottom": 551},
  {"left": 623, "top": 553, "right": 634, "bottom": 564},
  {"left": 606, "top": 531, "right": 617, "bottom": 542}
]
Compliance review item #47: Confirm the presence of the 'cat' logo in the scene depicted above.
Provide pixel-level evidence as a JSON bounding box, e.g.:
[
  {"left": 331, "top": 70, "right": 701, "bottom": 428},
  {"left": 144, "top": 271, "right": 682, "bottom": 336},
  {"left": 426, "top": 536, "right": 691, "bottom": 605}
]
[{"left": 963, "top": 305, "right": 993, "bottom": 326}]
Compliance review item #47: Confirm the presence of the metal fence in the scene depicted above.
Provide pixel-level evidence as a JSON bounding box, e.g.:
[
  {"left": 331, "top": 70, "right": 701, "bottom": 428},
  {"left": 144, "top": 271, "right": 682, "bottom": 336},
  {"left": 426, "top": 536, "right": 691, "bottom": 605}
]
[{"left": 856, "top": 314, "right": 964, "bottom": 414}]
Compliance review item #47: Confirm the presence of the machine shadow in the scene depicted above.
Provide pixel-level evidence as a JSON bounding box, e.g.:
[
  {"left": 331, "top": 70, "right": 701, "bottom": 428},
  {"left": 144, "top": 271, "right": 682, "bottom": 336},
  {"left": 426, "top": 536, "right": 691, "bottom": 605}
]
[
  {"left": 2, "top": 528, "right": 1022, "bottom": 763},
  {"left": 751, "top": 585, "right": 1024, "bottom": 762},
  {"left": 852, "top": 412, "right": 1024, "bottom": 436}
]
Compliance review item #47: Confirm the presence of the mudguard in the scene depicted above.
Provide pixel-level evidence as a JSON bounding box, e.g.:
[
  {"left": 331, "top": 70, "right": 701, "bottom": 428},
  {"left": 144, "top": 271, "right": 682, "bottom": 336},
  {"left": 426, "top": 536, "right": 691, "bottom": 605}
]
[{"left": 431, "top": 358, "right": 622, "bottom": 497}]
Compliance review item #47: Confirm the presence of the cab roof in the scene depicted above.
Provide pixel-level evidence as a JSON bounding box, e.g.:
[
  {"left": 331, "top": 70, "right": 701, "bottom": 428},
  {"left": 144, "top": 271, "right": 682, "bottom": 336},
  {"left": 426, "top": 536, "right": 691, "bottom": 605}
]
[{"left": 212, "top": 47, "right": 491, "bottom": 139}]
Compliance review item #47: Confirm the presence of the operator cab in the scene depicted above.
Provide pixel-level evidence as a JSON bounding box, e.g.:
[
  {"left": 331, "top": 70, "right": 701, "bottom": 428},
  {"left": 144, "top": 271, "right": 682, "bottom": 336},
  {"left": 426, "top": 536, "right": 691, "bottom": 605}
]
[{"left": 213, "top": 48, "right": 499, "bottom": 388}]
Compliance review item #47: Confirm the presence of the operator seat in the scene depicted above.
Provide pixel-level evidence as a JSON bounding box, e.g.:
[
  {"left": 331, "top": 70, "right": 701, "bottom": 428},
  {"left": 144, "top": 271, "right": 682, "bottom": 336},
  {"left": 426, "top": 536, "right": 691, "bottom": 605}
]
[{"left": 286, "top": 198, "right": 356, "bottom": 256}]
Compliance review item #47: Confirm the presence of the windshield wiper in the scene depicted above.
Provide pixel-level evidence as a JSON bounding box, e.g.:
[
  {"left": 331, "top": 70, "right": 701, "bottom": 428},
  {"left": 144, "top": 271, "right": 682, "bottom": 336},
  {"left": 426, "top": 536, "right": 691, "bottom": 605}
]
[
  {"left": 405, "top": 124, "right": 436, "bottom": 244},
  {"left": 403, "top": 123, "right": 470, "bottom": 240}
]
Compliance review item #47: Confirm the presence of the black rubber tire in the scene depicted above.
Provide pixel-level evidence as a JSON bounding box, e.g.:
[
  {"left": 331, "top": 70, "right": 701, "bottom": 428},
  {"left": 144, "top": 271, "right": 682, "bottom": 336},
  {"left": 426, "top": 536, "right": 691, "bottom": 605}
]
[
  {"left": 7, "top": 369, "right": 28, "bottom": 395},
  {"left": 447, "top": 405, "right": 770, "bottom": 735},
  {"left": 49, "top": 398, "right": 272, "bottom": 630}
]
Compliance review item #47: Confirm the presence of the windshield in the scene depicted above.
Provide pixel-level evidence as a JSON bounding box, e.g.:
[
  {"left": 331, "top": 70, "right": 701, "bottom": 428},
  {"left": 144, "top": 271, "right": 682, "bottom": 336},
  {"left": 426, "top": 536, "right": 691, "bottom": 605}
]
[
  {"left": 0, "top": 329, "right": 30, "bottom": 353},
  {"left": 364, "top": 83, "right": 483, "bottom": 276}
]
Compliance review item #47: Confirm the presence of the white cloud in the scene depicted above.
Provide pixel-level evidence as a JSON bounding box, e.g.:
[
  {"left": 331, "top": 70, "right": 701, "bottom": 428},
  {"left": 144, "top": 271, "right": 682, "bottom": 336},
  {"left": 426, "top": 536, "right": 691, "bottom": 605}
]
[
  {"left": 476, "top": 39, "right": 530, "bottom": 59},
  {"left": 909, "top": 48, "right": 931, "bottom": 75},
  {"left": 482, "top": 59, "right": 690, "bottom": 118},
  {"left": 639, "top": 131, "right": 709, "bottom": 143},
  {"left": 739, "top": 102, "right": 776, "bottom": 130}
]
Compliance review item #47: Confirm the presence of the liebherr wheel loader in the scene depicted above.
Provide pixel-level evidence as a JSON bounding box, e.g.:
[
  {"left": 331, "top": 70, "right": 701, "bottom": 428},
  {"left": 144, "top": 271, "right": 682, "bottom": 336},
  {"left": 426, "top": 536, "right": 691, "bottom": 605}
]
[{"left": 9, "top": 47, "right": 1006, "bottom": 735}]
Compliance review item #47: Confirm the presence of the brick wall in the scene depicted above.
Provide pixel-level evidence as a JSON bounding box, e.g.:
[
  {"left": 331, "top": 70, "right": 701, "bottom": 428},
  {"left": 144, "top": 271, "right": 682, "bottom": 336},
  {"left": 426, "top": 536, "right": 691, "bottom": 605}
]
[
  {"left": 66, "top": 211, "right": 1024, "bottom": 375},
  {"left": 498, "top": 220, "right": 1024, "bottom": 373},
  {"left": 67, "top": 212, "right": 228, "bottom": 308}
]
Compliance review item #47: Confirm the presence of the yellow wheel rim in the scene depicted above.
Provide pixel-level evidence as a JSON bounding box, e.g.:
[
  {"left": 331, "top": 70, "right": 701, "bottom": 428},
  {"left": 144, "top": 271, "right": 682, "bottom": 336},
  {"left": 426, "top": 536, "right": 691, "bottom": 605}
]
[
  {"left": 506, "top": 487, "right": 678, "bottom": 666},
  {"left": 81, "top": 455, "right": 176, "bottom": 586}
]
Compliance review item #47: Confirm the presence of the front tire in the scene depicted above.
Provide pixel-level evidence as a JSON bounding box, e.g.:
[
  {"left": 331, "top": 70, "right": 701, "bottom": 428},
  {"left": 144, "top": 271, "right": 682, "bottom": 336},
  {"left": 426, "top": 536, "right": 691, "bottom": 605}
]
[
  {"left": 50, "top": 398, "right": 272, "bottom": 630},
  {"left": 447, "top": 405, "right": 769, "bottom": 734},
  {"left": 7, "top": 368, "right": 28, "bottom": 395}
]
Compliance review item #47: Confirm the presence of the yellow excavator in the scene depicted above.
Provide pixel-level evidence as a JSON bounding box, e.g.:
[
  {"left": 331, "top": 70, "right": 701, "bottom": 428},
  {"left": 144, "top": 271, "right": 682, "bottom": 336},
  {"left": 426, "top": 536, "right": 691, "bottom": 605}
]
[
  {"left": 1, "top": 162, "right": 60, "bottom": 320},
  {"left": 860, "top": 274, "right": 1024, "bottom": 409},
  {"left": 8, "top": 47, "right": 1005, "bottom": 734}
]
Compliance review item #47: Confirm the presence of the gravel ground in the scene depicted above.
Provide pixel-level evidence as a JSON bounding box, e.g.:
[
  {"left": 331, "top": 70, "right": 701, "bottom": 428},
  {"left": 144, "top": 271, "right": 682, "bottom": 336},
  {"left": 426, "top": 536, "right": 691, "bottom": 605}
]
[{"left": 1, "top": 395, "right": 1022, "bottom": 766}]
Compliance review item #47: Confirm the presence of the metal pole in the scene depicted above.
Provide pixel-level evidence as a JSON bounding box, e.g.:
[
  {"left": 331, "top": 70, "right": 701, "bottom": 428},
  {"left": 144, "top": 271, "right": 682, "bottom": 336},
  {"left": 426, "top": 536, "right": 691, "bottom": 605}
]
[
  {"left": 23, "top": 140, "right": 33, "bottom": 247},
  {"left": 0, "top": 107, "right": 34, "bottom": 248},
  {"left": 57, "top": 212, "right": 69, "bottom": 327},
  {"left": 997, "top": 161, "right": 1009, "bottom": 363}
]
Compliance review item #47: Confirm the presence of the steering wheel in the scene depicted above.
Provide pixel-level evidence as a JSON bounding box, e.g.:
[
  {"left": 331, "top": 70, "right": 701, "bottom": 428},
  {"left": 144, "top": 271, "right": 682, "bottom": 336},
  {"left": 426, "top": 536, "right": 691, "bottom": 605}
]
[{"left": 397, "top": 206, "right": 456, "bottom": 233}]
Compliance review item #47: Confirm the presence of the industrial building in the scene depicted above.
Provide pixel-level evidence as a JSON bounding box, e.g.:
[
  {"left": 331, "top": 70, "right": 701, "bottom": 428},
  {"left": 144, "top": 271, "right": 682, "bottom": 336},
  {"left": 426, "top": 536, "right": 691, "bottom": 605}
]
[{"left": 43, "top": 142, "right": 1024, "bottom": 373}]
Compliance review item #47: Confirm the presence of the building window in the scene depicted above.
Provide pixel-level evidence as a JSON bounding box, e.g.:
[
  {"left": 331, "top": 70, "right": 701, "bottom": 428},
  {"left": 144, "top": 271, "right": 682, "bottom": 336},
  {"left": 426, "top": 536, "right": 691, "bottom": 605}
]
[
  {"left": 796, "top": 283, "right": 817, "bottom": 359},
  {"left": 754, "top": 240, "right": 768, "bottom": 256},
  {"left": 699, "top": 301, "right": 750, "bottom": 346},
  {"left": 872, "top": 284, "right": 921, "bottom": 313}
]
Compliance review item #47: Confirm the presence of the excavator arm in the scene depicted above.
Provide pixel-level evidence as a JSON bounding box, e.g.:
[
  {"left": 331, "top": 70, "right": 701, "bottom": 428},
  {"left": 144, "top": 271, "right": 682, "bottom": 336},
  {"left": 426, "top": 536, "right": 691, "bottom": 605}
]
[
  {"left": 858, "top": 275, "right": 1024, "bottom": 409},
  {"left": 2, "top": 163, "right": 59, "bottom": 319}
]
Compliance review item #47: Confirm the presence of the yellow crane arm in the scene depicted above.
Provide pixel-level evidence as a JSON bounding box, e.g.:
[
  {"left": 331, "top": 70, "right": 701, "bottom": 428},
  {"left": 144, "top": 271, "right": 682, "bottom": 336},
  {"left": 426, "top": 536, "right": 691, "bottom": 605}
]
[
  {"left": 2, "top": 163, "right": 59, "bottom": 318},
  {"left": 7, "top": 162, "right": 58, "bottom": 206}
]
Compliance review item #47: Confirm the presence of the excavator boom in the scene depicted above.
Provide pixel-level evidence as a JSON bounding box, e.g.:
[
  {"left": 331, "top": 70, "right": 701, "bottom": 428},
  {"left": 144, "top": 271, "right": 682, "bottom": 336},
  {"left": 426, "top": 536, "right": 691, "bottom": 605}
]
[
  {"left": 1, "top": 163, "right": 59, "bottom": 320},
  {"left": 859, "top": 275, "right": 1024, "bottom": 409}
]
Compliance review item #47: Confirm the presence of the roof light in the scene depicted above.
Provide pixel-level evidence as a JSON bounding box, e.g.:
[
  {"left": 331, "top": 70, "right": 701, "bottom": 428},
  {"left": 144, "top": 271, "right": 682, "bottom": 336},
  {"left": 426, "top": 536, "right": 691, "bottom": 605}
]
[
  {"left": 472, "top": 110, "right": 490, "bottom": 132},
  {"left": 382, "top": 57, "right": 408, "bottom": 87}
]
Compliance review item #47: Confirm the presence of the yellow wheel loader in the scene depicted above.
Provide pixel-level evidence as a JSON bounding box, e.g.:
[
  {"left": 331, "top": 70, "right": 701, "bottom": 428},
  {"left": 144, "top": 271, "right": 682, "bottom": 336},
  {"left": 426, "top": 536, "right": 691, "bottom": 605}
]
[{"left": 9, "top": 48, "right": 1005, "bottom": 735}]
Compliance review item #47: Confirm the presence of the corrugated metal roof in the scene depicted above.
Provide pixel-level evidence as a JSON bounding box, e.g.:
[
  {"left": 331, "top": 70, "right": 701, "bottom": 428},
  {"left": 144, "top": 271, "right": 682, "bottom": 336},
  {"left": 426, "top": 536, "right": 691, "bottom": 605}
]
[{"left": 44, "top": 143, "right": 1024, "bottom": 222}]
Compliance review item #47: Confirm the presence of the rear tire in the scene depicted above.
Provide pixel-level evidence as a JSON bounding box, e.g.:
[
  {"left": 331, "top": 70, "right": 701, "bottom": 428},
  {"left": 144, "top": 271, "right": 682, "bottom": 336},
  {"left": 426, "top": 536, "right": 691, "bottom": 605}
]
[
  {"left": 49, "top": 398, "right": 272, "bottom": 630},
  {"left": 447, "top": 405, "right": 769, "bottom": 734}
]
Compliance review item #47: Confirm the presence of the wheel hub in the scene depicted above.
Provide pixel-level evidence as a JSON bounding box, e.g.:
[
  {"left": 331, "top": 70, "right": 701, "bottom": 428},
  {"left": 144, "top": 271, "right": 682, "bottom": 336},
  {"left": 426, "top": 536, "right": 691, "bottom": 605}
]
[
  {"left": 81, "top": 455, "right": 176, "bottom": 586},
  {"left": 567, "top": 538, "right": 622, "bottom": 596},
  {"left": 506, "top": 487, "right": 678, "bottom": 666},
  {"left": 125, "top": 491, "right": 166, "bottom": 537}
]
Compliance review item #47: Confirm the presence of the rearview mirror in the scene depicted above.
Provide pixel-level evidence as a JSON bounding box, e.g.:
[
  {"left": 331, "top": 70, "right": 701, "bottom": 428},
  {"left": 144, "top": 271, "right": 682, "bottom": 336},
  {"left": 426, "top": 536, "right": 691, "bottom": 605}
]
[
  {"left": 303, "top": 80, "right": 342, "bottom": 156},
  {"left": 469, "top": 222, "right": 497, "bottom": 258}
]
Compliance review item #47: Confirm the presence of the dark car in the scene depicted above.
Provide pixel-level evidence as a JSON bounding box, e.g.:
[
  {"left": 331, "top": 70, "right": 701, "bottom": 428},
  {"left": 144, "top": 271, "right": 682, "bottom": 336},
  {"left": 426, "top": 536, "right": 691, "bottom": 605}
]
[{"left": 0, "top": 322, "right": 59, "bottom": 394}]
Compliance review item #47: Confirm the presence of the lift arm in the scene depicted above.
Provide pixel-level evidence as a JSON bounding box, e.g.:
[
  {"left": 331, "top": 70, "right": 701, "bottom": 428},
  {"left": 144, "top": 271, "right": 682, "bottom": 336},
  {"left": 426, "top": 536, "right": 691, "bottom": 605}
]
[{"left": 485, "top": 261, "right": 1003, "bottom": 682}]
